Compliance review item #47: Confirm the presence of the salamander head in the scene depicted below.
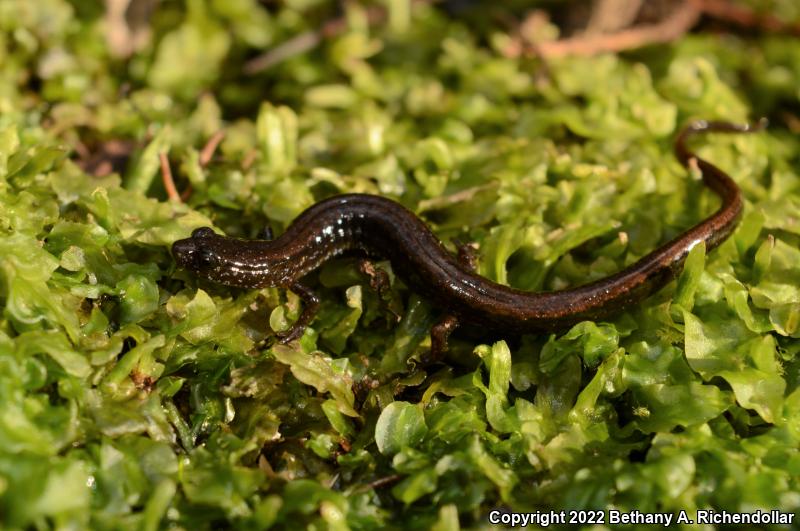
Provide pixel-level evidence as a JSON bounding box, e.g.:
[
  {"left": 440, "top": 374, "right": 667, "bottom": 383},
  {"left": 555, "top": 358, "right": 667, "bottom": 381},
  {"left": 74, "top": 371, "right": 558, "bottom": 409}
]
[
  {"left": 172, "top": 227, "right": 280, "bottom": 288},
  {"left": 172, "top": 227, "right": 223, "bottom": 275}
]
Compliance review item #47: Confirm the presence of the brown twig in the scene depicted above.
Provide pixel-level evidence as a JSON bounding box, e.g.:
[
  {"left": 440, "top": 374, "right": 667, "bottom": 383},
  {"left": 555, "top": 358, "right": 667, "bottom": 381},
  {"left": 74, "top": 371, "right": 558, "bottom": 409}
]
[
  {"left": 697, "top": 0, "right": 800, "bottom": 34},
  {"left": 352, "top": 474, "right": 403, "bottom": 494},
  {"left": 161, "top": 131, "right": 225, "bottom": 203},
  {"left": 104, "top": 0, "right": 158, "bottom": 58},
  {"left": 241, "top": 149, "right": 258, "bottom": 171},
  {"left": 179, "top": 184, "right": 193, "bottom": 202},
  {"left": 244, "top": 31, "right": 324, "bottom": 74},
  {"left": 505, "top": 0, "right": 799, "bottom": 60},
  {"left": 159, "top": 151, "right": 181, "bottom": 202},
  {"left": 199, "top": 130, "right": 225, "bottom": 166},
  {"left": 73, "top": 138, "right": 91, "bottom": 160},
  {"left": 526, "top": 1, "right": 701, "bottom": 59}
]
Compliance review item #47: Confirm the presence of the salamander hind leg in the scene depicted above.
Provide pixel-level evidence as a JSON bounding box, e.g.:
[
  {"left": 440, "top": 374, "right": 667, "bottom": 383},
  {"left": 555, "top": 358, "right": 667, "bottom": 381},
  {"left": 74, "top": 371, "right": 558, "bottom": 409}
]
[{"left": 276, "top": 282, "right": 320, "bottom": 343}]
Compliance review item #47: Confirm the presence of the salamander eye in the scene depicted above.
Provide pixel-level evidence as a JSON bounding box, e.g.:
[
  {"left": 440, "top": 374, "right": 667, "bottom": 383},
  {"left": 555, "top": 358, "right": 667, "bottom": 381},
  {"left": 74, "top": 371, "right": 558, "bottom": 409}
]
[
  {"left": 196, "top": 248, "right": 217, "bottom": 268},
  {"left": 192, "top": 227, "right": 216, "bottom": 239}
]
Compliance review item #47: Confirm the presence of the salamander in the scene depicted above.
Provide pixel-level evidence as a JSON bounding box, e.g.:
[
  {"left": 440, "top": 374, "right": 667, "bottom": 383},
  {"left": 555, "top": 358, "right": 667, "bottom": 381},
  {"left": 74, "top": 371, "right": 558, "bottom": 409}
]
[{"left": 172, "top": 120, "right": 764, "bottom": 353}]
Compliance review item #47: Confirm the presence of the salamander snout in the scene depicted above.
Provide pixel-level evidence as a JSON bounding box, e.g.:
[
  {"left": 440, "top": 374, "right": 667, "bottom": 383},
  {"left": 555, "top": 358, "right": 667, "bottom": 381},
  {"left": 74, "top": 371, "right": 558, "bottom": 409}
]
[{"left": 171, "top": 237, "right": 197, "bottom": 267}]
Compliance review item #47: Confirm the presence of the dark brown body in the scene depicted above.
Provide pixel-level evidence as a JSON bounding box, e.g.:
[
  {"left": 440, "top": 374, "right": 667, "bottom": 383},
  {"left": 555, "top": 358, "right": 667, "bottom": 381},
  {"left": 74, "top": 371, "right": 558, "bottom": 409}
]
[{"left": 172, "top": 121, "right": 763, "bottom": 341}]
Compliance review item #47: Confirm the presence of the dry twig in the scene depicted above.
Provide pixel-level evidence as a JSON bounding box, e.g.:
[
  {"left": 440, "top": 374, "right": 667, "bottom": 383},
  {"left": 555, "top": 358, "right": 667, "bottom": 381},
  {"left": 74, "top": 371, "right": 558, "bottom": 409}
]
[
  {"left": 506, "top": 0, "right": 800, "bottom": 60},
  {"left": 161, "top": 131, "right": 226, "bottom": 202},
  {"left": 104, "top": 0, "right": 158, "bottom": 58},
  {"left": 352, "top": 474, "right": 404, "bottom": 494},
  {"left": 698, "top": 0, "right": 800, "bottom": 34},
  {"left": 159, "top": 151, "right": 181, "bottom": 202},
  {"left": 510, "top": 1, "right": 701, "bottom": 59},
  {"left": 199, "top": 130, "right": 226, "bottom": 167}
]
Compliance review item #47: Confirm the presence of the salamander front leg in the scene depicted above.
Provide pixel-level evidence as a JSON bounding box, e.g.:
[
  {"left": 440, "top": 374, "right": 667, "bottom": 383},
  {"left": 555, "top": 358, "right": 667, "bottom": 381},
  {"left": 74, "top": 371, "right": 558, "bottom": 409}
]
[
  {"left": 257, "top": 225, "right": 274, "bottom": 240},
  {"left": 452, "top": 237, "right": 479, "bottom": 272},
  {"left": 424, "top": 239, "right": 476, "bottom": 361},
  {"left": 277, "top": 282, "right": 320, "bottom": 343},
  {"left": 428, "top": 314, "right": 460, "bottom": 362}
]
